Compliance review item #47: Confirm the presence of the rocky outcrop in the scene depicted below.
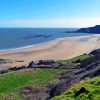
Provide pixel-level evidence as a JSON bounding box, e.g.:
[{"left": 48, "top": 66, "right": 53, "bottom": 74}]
[
  {"left": 90, "top": 49, "right": 100, "bottom": 55},
  {"left": 47, "top": 49, "right": 100, "bottom": 98},
  {"left": 20, "top": 86, "right": 50, "bottom": 100}
]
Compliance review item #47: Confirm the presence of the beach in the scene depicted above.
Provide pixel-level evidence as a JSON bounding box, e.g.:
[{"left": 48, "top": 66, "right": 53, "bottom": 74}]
[{"left": 0, "top": 34, "right": 100, "bottom": 69}]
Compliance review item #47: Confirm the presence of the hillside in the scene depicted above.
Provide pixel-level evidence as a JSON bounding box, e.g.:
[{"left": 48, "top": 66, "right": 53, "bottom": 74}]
[
  {"left": 77, "top": 25, "right": 100, "bottom": 33},
  {"left": 0, "top": 49, "right": 100, "bottom": 100},
  {"left": 66, "top": 25, "right": 100, "bottom": 33},
  {"left": 52, "top": 76, "right": 100, "bottom": 100}
]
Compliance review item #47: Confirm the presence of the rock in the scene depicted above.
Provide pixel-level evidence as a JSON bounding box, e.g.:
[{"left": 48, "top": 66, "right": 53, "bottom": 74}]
[
  {"left": 37, "top": 60, "right": 55, "bottom": 65},
  {"left": 20, "top": 86, "right": 50, "bottom": 100},
  {"left": 48, "top": 76, "right": 78, "bottom": 97},
  {"left": 20, "top": 86, "right": 43, "bottom": 94},
  {"left": 75, "top": 87, "right": 89, "bottom": 97},
  {"left": 90, "top": 49, "right": 100, "bottom": 55},
  {"left": 8, "top": 66, "right": 26, "bottom": 71},
  {"left": 24, "top": 92, "right": 49, "bottom": 100},
  {"left": 0, "top": 70, "right": 8, "bottom": 74},
  {"left": 93, "top": 69, "right": 100, "bottom": 76},
  {"left": 27, "top": 61, "right": 37, "bottom": 68}
]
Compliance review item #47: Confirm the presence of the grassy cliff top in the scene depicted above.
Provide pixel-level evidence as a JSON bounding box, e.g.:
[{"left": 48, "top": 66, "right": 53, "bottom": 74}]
[{"left": 52, "top": 76, "right": 100, "bottom": 100}]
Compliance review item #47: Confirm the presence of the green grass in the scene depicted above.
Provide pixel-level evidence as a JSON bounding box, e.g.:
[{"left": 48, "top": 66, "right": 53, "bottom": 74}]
[
  {"left": 57, "top": 54, "right": 91, "bottom": 64},
  {"left": 0, "top": 68, "right": 62, "bottom": 99},
  {"left": 52, "top": 76, "right": 100, "bottom": 100}
]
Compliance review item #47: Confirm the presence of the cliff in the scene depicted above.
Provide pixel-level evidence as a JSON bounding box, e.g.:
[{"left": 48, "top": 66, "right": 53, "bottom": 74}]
[
  {"left": 77, "top": 25, "right": 100, "bottom": 33},
  {"left": 66, "top": 25, "right": 100, "bottom": 33}
]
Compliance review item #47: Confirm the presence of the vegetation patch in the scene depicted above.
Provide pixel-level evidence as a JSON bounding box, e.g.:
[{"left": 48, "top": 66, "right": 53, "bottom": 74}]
[
  {"left": 52, "top": 76, "right": 100, "bottom": 100},
  {"left": 0, "top": 68, "right": 62, "bottom": 99},
  {"left": 57, "top": 54, "right": 91, "bottom": 64}
]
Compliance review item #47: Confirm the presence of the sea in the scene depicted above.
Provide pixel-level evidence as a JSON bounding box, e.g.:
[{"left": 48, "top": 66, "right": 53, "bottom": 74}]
[{"left": 0, "top": 28, "right": 90, "bottom": 51}]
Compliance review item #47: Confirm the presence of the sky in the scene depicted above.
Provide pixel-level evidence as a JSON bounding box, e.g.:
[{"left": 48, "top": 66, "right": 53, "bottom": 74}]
[{"left": 0, "top": 0, "right": 100, "bottom": 28}]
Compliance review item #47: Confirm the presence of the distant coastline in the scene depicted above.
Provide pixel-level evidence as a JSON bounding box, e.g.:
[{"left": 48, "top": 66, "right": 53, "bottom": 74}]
[{"left": 66, "top": 25, "right": 100, "bottom": 34}]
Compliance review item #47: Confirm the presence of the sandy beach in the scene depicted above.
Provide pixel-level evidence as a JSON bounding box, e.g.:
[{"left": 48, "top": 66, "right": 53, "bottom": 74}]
[{"left": 0, "top": 34, "right": 100, "bottom": 69}]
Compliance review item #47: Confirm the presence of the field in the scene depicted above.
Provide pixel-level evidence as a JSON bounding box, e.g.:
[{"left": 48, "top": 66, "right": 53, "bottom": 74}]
[{"left": 0, "top": 68, "right": 62, "bottom": 100}]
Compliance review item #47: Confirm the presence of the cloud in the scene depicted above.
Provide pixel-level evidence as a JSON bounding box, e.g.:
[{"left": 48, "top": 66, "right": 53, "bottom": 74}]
[{"left": 1, "top": 18, "right": 100, "bottom": 27}]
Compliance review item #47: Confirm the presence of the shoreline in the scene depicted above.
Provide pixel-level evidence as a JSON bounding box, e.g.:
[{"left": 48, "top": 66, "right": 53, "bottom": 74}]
[
  {"left": 0, "top": 34, "right": 92, "bottom": 52},
  {"left": 0, "top": 34, "right": 100, "bottom": 68}
]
